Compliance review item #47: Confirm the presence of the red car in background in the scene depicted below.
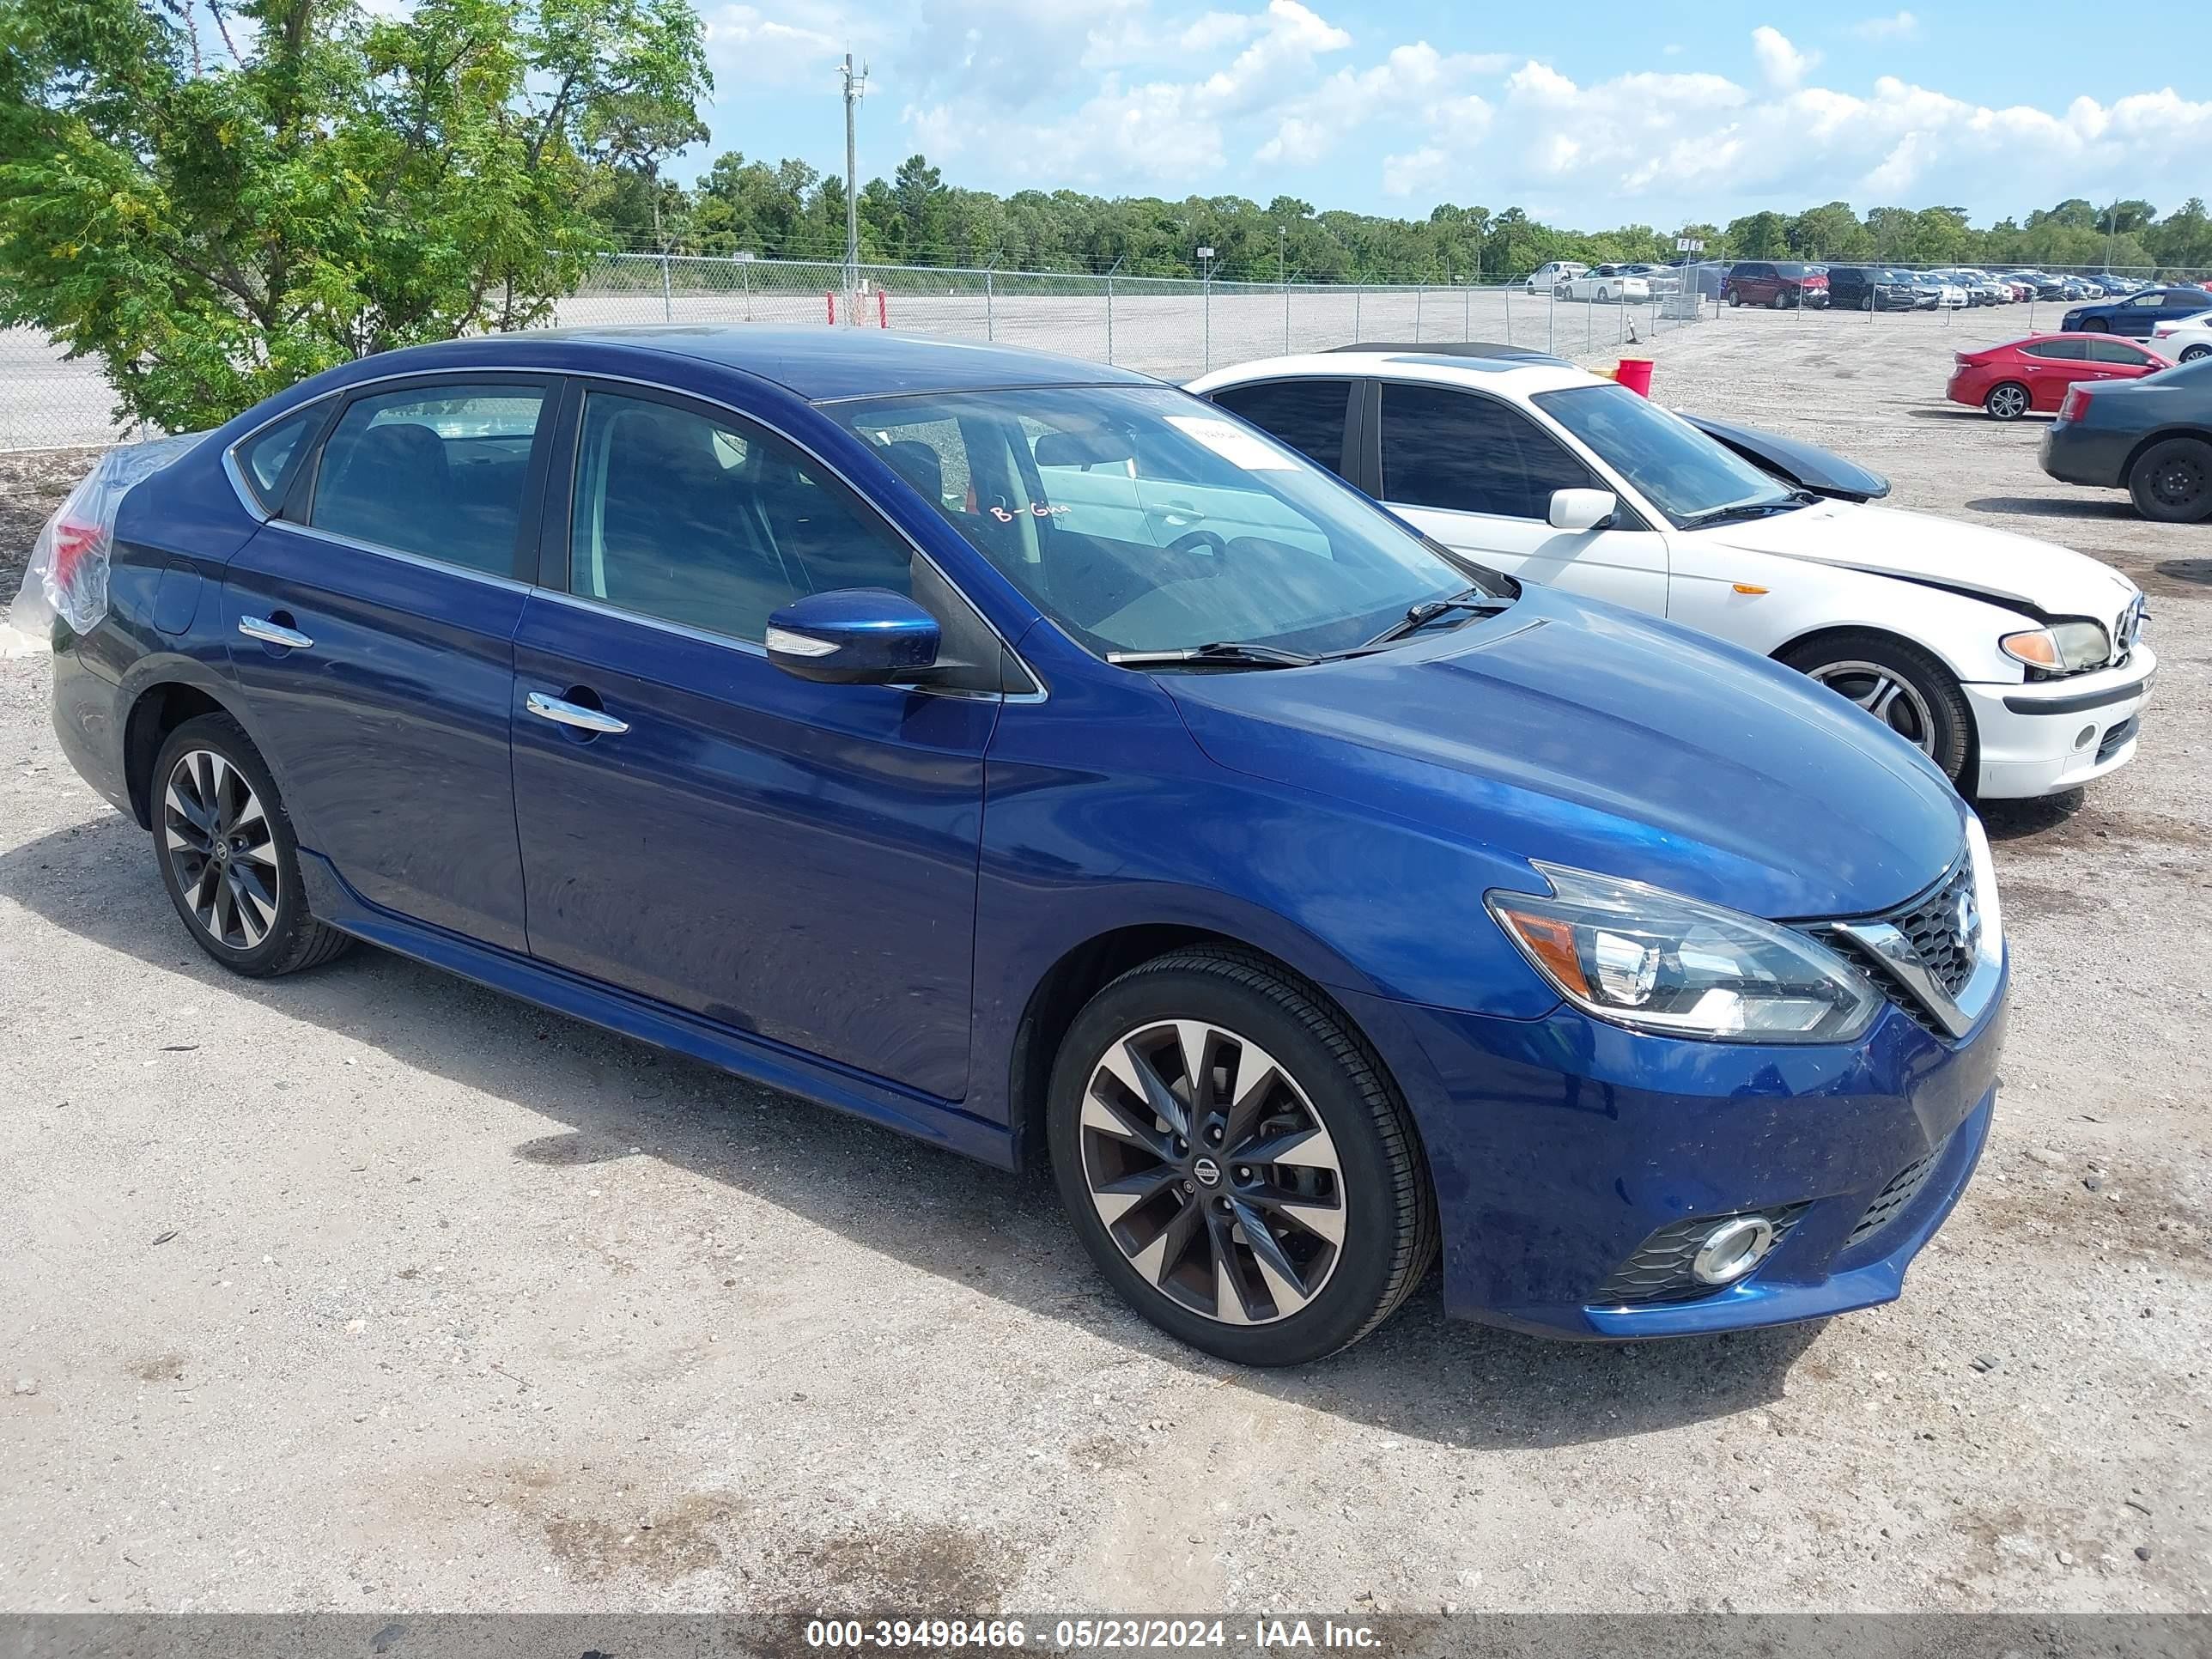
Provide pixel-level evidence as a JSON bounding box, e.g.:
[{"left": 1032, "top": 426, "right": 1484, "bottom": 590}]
[
  {"left": 1948, "top": 332, "right": 2171, "bottom": 420},
  {"left": 1723, "top": 261, "right": 1830, "bottom": 309}
]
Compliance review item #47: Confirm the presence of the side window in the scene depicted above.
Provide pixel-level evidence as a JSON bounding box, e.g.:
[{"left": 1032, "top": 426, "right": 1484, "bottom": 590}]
[
  {"left": 568, "top": 391, "right": 910, "bottom": 644},
  {"left": 1378, "top": 383, "right": 1598, "bottom": 520},
  {"left": 2039, "top": 339, "right": 2092, "bottom": 361},
  {"left": 1208, "top": 380, "right": 1352, "bottom": 476},
  {"left": 2085, "top": 337, "right": 2149, "bottom": 364},
  {"left": 2166, "top": 292, "right": 2209, "bottom": 309},
  {"left": 233, "top": 405, "right": 323, "bottom": 513},
  {"left": 311, "top": 385, "right": 544, "bottom": 574}
]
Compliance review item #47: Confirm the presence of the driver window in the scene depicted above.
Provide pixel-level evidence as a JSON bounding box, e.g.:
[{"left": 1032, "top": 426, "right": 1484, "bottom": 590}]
[{"left": 1378, "top": 383, "right": 1599, "bottom": 520}]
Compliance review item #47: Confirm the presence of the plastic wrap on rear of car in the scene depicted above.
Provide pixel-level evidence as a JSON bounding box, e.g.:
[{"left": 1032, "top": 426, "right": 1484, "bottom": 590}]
[{"left": 7, "top": 433, "right": 204, "bottom": 644}]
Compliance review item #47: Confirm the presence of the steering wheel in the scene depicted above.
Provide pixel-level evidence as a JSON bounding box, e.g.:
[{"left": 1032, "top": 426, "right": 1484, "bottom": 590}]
[{"left": 1167, "top": 528, "right": 1229, "bottom": 558}]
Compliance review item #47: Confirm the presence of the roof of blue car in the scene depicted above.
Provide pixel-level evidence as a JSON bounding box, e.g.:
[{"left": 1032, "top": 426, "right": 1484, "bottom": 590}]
[{"left": 520, "top": 324, "right": 1164, "bottom": 400}]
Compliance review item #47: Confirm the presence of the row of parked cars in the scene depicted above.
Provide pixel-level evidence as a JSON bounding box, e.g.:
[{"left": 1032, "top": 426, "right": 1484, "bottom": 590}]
[
  {"left": 15, "top": 323, "right": 2156, "bottom": 1366},
  {"left": 1526, "top": 258, "right": 2211, "bottom": 316}
]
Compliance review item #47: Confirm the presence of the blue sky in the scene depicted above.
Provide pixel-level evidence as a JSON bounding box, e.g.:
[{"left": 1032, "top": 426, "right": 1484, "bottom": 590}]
[{"left": 683, "top": 0, "right": 2212, "bottom": 226}]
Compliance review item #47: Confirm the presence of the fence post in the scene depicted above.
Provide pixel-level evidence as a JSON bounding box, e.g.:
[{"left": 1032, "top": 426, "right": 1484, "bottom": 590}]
[
  {"left": 1504, "top": 282, "right": 1513, "bottom": 346},
  {"left": 1203, "top": 274, "right": 1212, "bottom": 371},
  {"left": 742, "top": 255, "right": 752, "bottom": 321},
  {"left": 986, "top": 269, "right": 995, "bottom": 341},
  {"left": 1414, "top": 285, "right": 1423, "bottom": 343},
  {"left": 1284, "top": 278, "right": 1291, "bottom": 354},
  {"left": 660, "top": 252, "right": 673, "bottom": 322},
  {"left": 1353, "top": 284, "right": 1362, "bottom": 342},
  {"left": 1463, "top": 284, "right": 1470, "bottom": 341},
  {"left": 1106, "top": 273, "right": 1115, "bottom": 365},
  {"left": 1547, "top": 288, "right": 1556, "bottom": 354}
]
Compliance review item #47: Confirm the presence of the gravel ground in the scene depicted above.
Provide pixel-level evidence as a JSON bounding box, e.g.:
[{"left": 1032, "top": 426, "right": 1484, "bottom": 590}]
[{"left": 0, "top": 307, "right": 2207, "bottom": 1617}]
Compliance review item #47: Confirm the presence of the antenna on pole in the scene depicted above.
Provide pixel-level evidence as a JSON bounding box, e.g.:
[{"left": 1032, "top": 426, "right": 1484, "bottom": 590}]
[{"left": 841, "top": 52, "right": 869, "bottom": 318}]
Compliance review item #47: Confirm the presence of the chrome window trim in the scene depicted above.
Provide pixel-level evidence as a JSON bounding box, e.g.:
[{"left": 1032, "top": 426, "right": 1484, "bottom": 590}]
[
  {"left": 216, "top": 357, "right": 1049, "bottom": 702},
  {"left": 273, "top": 520, "right": 534, "bottom": 592}
]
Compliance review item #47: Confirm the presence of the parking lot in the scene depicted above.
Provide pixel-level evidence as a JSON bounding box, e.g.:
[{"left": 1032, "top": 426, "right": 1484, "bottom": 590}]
[{"left": 1, "top": 306, "right": 2207, "bottom": 1615}]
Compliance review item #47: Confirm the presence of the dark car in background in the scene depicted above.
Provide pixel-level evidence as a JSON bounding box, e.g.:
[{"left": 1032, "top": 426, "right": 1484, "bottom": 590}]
[
  {"left": 1826, "top": 265, "right": 1919, "bottom": 311},
  {"left": 2042, "top": 354, "right": 2212, "bottom": 520},
  {"left": 2062, "top": 287, "right": 2212, "bottom": 338},
  {"left": 1723, "top": 262, "right": 1829, "bottom": 310}
]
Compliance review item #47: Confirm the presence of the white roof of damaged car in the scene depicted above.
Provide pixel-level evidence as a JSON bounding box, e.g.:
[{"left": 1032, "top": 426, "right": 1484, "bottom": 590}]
[{"left": 1187, "top": 352, "right": 1600, "bottom": 398}]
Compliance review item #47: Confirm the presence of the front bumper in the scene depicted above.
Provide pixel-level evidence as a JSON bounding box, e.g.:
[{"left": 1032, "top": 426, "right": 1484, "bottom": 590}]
[
  {"left": 1345, "top": 964, "right": 2007, "bottom": 1340},
  {"left": 1966, "top": 644, "right": 2156, "bottom": 798}
]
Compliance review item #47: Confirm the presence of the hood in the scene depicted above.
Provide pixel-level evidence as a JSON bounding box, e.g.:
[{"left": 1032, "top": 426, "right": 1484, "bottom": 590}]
[
  {"left": 1166, "top": 586, "right": 1966, "bottom": 922},
  {"left": 1692, "top": 500, "right": 2140, "bottom": 621},
  {"left": 1678, "top": 413, "right": 1891, "bottom": 501}
]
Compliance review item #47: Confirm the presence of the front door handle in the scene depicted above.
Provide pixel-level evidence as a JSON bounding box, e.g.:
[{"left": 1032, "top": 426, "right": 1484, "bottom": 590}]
[
  {"left": 238, "top": 615, "right": 313, "bottom": 650},
  {"left": 526, "top": 691, "right": 629, "bottom": 736}
]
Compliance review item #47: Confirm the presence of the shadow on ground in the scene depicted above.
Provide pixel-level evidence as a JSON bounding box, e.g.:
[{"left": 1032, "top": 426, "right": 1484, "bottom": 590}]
[{"left": 0, "top": 809, "right": 1829, "bottom": 1452}]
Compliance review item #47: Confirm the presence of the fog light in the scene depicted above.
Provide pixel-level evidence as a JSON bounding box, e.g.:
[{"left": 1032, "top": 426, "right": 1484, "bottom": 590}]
[
  {"left": 2073, "top": 725, "right": 2096, "bottom": 750},
  {"left": 1691, "top": 1215, "right": 1778, "bottom": 1285}
]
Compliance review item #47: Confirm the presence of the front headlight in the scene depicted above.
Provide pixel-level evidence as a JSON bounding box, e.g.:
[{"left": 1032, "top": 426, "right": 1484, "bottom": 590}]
[
  {"left": 2001, "top": 619, "right": 2112, "bottom": 672},
  {"left": 1486, "top": 864, "right": 1881, "bottom": 1044}
]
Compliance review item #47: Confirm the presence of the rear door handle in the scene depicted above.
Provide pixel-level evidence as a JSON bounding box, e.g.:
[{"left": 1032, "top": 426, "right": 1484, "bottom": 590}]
[
  {"left": 238, "top": 615, "right": 313, "bottom": 650},
  {"left": 526, "top": 691, "right": 629, "bottom": 736}
]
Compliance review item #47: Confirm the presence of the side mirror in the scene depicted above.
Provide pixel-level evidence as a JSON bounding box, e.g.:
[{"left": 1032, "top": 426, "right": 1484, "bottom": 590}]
[
  {"left": 1547, "top": 488, "right": 1618, "bottom": 532},
  {"left": 765, "top": 588, "right": 940, "bottom": 684}
]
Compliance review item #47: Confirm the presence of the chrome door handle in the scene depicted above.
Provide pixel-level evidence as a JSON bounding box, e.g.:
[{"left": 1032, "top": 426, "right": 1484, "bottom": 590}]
[
  {"left": 238, "top": 616, "right": 313, "bottom": 650},
  {"left": 526, "top": 691, "right": 629, "bottom": 736}
]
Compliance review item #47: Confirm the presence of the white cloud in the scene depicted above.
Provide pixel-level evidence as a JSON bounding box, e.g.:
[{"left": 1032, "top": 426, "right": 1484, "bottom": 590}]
[
  {"left": 1850, "top": 10, "right": 1920, "bottom": 41},
  {"left": 1258, "top": 41, "right": 1504, "bottom": 165},
  {"left": 1751, "top": 25, "right": 1817, "bottom": 91},
  {"left": 699, "top": 2, "right": 851, "bottom": 87}
]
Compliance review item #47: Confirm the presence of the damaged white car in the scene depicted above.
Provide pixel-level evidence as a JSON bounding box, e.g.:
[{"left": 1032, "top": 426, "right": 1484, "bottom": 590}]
[{"left": 1188, "top": 351, "right": 2154, "bottom": 798}]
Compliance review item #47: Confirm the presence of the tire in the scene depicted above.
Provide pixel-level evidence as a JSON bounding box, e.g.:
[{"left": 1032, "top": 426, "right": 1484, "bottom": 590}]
[
  {"left": 1771, "top": 291, "right": 1790, "bottom": 310},
  {"left": 1780, "top": 632, "right": 1973, "bottom": 787},
  {"left": 2081, "top": 318, "right": 2107, "bottom": 332},
  {"left": 1983, "top": 381, "right": 2031, "bottom": 421},
  {"left": 151, "top": 714, "right": 355, "bottom": 977},
  {"left": 2127, "top": 436, "right": 2212, "bottom": 524},
  {"left": 2180, "top": 344, "right": 2209, "bottom": 364},
  {"left": 1595, "top": 287, "right": 1612, "bottom": 304},
  {"left": 1727, "top": 290, "right": 1741, "bottom": 308},
  {"left": 1046, "top": 947, "right": 1437, "bottom": 1367}
]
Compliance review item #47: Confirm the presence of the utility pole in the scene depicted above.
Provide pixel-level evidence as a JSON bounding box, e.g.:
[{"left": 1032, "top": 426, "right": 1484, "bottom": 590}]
[{"left": 841, "top": 53, "right": 868, "bottom": 315}]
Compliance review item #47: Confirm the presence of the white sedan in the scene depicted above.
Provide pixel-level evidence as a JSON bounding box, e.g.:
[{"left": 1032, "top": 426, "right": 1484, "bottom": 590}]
[
  {"left": 2149, "top": 314, "right": 2212, "bottom": 363},
  {"left": 1187, "top": 351, "right": 2153, "bottom": 799},
  {"left": 1553, "top": 264, "right": 1652, "bottom": 304},
  {"left": 1523, "top": 261, "right": 1588, "bottom": 296}
]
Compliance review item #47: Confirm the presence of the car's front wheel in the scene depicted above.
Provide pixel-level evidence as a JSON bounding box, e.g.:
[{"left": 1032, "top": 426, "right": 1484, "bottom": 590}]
[
  {"left": 152, "top": 714, "right": 355, "bottom": 977},
  {"left": 1047, "top": 948, "right": 1436, "bottom": 1366},
  {"left": 1983, "top": 381, "right": 2031, "bottom": 421},
  {"left": 1781, "top": 633, "right": 1972, "bottom": 787},
  {"left": 2129, "top": 436, "right": 2212, "bottom": 524},
  {"left": 1771, "top": 291, "right": 1790, "bottom": 310}
]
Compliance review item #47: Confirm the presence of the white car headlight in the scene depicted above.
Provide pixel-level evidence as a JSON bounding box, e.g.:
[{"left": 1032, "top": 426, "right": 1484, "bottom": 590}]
[
  {"left": 2000, "top": 619, "right": 2112, "bottom": 673},
  {"left": 1486, "top": 864, "right": 1881, "bottom": 1044}
]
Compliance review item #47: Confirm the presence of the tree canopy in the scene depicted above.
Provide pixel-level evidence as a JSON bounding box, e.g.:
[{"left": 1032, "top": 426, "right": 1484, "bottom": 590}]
[{"left": 0, "top": 0, "right": 710, "bottom": 428}]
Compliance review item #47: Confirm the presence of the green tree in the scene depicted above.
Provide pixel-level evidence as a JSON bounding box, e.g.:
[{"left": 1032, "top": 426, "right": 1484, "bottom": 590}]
[
  {"left": 1725, "top": 210, "right": 1790, "bottom": 258},
  {"left": 0, "top": 0, "right": 709, "bottom": 430}
]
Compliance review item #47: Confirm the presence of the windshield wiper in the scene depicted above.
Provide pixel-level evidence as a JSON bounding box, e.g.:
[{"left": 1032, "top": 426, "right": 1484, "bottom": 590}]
[
  {"left": 1677, "top": 497, "right": 1809, "bottom": 530},
  {"left": 1106, "top": 641, "right": 1319, "bottom": 670},
  {"left": 1357, "top": 588, "right": 1513, "bottom": 650}
]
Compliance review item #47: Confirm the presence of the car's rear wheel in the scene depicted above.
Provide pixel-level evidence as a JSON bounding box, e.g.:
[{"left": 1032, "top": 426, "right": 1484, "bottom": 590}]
[
  {"left": 152, "top": 714, "right": 354, "bottom": 977},
  {"left": 1047, "top": 947, "right": 1436, "bottom": 1366},
  {"left": 1983, "top": 381, "right": 2031, "bottom": 421},
  {"left": 1781, "top": 633, "right": 1972, "bottom": 787},
  {"left": 2180, "top": 344, "right": 2209, "bottom": 364},
  {"left": 2128, "top": 436, "right": 2212, "bottom": 524}
]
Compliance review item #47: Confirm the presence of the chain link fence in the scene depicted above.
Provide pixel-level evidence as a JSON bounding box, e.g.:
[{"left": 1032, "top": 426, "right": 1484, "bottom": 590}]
[{"left": 9, "top": 251, "right": 2211, "bottom": 452}]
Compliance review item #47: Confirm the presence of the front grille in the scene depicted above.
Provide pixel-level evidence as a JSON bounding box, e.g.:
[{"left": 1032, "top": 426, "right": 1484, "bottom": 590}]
[
  {"left": 1804, "top": 853, "right": 1980, "bottom": 1036},
  {"left": 1890, "top": 860, "right": 1978, "bottom": 1000},
  {"left": 2098, "top": 716, "right": 2139, "bottom": 763},
  {"left": 1846, "top": 1139, "right": 1948, "bottom": 1249},
  {"left": 1593, "top": 1206, "right": 1807, "bottom": 1306}
]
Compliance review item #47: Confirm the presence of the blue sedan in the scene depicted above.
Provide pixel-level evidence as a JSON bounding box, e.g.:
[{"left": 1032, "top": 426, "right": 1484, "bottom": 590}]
[
  {"left": 2061, "top": 285, "right": 2212, "bottom": 337},
  {"left": 37, "top": 326, "right": 2005, "bottom": 1364}
]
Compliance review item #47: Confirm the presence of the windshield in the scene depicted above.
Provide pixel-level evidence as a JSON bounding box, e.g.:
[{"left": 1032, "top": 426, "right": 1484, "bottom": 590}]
[
  {"left": 829, "top": 385, "right": 1491, "bottom": 660},
  {"left": 1532, "top": 383, "right": 1799, "bottom": 527}
]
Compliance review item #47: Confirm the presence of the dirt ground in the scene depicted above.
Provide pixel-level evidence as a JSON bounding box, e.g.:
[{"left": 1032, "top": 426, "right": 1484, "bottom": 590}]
[{"left": 0, "top": 308, "right": 2207, "bottom": 1616}]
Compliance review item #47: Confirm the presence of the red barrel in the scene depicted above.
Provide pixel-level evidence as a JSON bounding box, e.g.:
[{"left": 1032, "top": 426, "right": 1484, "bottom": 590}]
[{"left": 1614, "top": 357, "right": 1654, "bottom": 398}]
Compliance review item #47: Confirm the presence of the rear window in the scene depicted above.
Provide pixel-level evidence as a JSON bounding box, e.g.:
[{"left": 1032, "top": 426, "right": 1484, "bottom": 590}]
[{"left": 1209, "top": 380, "right": 1352, "bottom": 477}]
